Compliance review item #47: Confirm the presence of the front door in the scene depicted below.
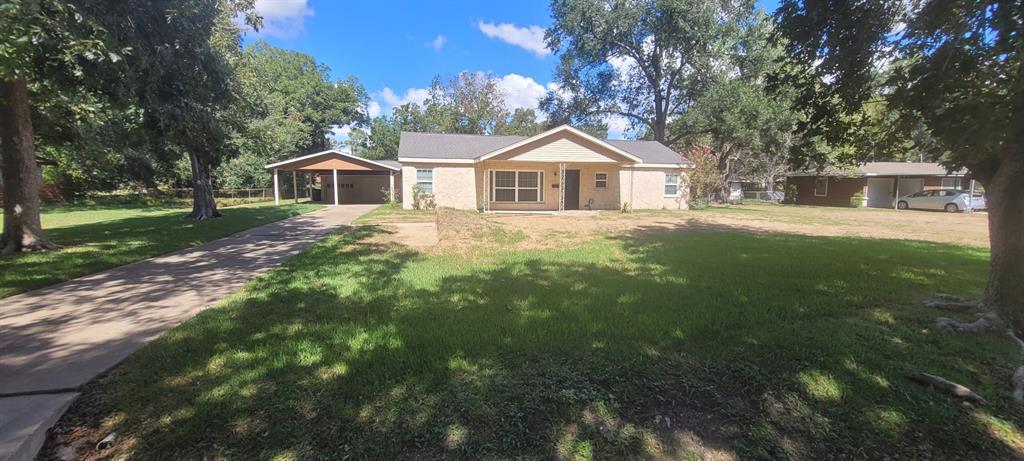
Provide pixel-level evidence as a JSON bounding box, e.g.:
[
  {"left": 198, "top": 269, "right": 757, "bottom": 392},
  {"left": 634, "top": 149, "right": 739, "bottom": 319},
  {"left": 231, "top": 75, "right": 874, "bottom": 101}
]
[{"left": 564, "top": 169, "right": 580, "bottom": 210}]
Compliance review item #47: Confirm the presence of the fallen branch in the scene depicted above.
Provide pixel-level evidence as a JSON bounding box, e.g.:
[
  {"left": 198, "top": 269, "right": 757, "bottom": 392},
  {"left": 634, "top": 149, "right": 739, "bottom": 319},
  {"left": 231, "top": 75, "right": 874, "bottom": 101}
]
[{"left": 909, "top": 372, "right": 987, "bottom": 405}]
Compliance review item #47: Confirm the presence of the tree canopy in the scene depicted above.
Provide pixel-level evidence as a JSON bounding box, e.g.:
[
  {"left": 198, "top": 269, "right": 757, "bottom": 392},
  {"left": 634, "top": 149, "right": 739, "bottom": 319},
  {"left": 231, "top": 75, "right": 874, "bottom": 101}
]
[{"left": 543, "top": 0, "right": 756, "bottom": 144}]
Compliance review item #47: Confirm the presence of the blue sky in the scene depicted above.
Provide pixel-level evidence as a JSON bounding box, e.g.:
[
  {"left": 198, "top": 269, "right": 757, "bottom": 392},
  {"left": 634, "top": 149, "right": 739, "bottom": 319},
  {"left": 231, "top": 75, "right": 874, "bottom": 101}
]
[{"left": 245, "top": 0, "right": 780, "bottom": 139}]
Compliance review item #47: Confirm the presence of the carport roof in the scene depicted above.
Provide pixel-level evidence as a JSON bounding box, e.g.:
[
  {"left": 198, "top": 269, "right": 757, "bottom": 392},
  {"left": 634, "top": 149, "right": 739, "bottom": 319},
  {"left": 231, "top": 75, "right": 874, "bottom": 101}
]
[
  {"left": 265, "top": 149, "right": 400, "bottom": 172},
  {"left": 789, "top": 162, "right": 967, "bottom": 177}
]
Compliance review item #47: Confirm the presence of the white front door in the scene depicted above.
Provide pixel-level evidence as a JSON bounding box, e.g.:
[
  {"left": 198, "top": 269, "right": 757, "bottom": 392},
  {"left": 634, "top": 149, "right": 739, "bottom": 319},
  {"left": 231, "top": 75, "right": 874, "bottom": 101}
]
[{"left": 866, "top": 178, "right": 894, "bottom": 208}]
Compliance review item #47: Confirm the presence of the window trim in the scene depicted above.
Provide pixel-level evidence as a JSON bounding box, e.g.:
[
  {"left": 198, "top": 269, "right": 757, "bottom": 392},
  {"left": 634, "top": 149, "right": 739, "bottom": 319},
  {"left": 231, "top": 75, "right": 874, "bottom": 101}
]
[
  {"left": 941, "top": 177, "right": 961, "bottom": 189},
  {"left": 415, "top": 168, "right": 434, "bottom": 194},
  {"left": 814, "top": 177, "right": 828, "bottom": 197},
  {"left": 664, "top": 173, "right": 680, "bottom": 197},
  {"left": 595, "top": 172, "right": 608, "bottom": 189},
  {"left": 490, "top": 170, "right": 545, "bottom": 203}
]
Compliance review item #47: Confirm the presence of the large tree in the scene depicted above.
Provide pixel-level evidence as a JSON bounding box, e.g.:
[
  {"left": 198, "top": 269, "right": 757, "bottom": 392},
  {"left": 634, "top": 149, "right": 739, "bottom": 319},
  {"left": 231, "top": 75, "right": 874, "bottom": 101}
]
[
  {"left": 543, "top": 0, "right": 752, "bottom": 144},
  {"left": 95, "top": 0, "right": 260, "bottom": 220},
  {"left": 668, "top": 11, "right": 797, "bottom": 198},
  {"left": 220, "top": 42, "right": 366, "bottom": 187},
  {"left": 775, "top": 0, "right": 1024, "bottom": 393},
  {"left": 0, "top": 0, "right": 117, "bottom": 252}
]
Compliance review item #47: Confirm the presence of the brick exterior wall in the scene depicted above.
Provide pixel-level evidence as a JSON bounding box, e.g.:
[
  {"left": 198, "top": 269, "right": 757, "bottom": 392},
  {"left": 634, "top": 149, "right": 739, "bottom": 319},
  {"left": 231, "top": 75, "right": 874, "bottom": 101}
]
[{"left": 619, "top": 168, "right": 689, "bottom": 210}]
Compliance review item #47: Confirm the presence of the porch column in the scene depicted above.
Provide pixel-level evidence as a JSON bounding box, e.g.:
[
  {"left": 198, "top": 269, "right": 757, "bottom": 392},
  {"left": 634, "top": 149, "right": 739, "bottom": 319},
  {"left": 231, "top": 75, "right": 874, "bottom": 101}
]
[
  {"left": 273, "top": 168, "right": 280, "bottom": 205},
  {"left": 292, "top": 171, "right": 298, "bottom": 203},
  {"left": 558, "top": 163, "right": 566, "bottom": 211},
  {"left": 389, "top": 172, "right": 395, "bottom": 203},
  {"left": 332, "top": 168, "right": 339, "bottom": 206}
]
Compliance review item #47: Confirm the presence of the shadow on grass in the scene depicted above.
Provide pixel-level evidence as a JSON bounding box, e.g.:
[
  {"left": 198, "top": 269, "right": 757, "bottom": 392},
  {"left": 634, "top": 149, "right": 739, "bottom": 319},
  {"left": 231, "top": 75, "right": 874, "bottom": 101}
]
[
  {"left": 0, "top": 203, "right": 317, "bottom": 298},
  {"left": 49, "top": 223, "right": 1023, "bottom": 460}
]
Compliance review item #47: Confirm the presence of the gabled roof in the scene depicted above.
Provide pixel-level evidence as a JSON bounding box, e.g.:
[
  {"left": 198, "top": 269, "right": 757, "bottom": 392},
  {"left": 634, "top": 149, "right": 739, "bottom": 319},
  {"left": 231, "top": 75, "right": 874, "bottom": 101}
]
[
  {"left": 476, "top": 125, "right": 642, "bottom": 163},
  {"left": 397, "top": 125, "right": 690, "bottom": 165},
  {"left": 788, "top": 162, "right": 967, "bottom": 177},
  {"left": 265, "top": 149, "right": 400, "bottom": 171}
]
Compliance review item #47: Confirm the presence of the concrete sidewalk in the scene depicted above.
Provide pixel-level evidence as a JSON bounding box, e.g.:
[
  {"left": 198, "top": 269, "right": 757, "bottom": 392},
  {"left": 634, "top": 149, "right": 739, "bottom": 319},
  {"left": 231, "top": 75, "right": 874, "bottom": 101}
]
[{"left": 0, "top": 204, "right": 375, "bottom": 461}]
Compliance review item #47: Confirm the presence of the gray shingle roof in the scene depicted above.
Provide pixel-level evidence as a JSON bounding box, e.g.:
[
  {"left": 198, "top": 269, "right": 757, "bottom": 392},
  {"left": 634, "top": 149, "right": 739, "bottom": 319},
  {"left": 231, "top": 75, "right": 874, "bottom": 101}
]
[
  {"left": 397, "top": 131, "right": 688, "bottom": 164},
  {"left": 377, "top": 160, "right": 402, "bottom": 170}
]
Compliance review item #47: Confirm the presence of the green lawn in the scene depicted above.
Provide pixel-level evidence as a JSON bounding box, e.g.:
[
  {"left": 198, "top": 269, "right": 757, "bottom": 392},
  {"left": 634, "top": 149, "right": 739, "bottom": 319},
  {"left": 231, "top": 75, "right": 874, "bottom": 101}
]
[
  {"left": 50, "top": 221, "right": 1024, "bottom": 459},
  {"left": 0, "top": 201, "right": 322, "bottom": 298}
]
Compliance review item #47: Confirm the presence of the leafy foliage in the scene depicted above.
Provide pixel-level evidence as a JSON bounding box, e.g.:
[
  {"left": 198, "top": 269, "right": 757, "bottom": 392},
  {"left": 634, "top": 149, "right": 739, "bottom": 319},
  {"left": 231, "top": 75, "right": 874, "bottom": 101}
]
[
  {"left": 219, "top": 42, "right": 366, "bottom": 187},
  {"left": 544, "top": 0, "right": 756, "bottom": 143}
]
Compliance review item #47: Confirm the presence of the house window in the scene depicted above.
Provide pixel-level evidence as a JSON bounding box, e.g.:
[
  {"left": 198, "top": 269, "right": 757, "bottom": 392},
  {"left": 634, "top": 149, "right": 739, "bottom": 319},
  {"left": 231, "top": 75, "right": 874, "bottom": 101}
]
[
  {"left": 814, "top": 177, "right": 828, "bottom": 196},
  {"left": 491, "top": 170, "right": 543, "bottom": 202},
  {"left": 664, "top": 174, "right": 679, "bottom": 196},
  {"left": 415, "top": 169, "right": 433, "bottom": 194},
  {"left": 941, "top": 177, "right": 961, "bottom": 189},
  {"left": 595, "top": 172, "right": 608, "bottom": 188}
]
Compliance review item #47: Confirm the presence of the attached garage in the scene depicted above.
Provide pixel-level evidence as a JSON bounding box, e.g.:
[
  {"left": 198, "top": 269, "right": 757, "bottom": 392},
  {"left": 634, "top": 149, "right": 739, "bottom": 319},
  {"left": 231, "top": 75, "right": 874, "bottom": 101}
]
[{"left": 266, "top": 150, "right": 401, "bottom": 205}]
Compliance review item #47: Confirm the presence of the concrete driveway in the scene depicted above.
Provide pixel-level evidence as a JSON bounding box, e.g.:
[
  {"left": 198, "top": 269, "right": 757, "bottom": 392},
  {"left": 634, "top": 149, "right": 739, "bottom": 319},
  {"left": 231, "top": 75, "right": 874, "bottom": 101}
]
[{"left": 0, "top": 204, "right": 376, "bottom": 461}]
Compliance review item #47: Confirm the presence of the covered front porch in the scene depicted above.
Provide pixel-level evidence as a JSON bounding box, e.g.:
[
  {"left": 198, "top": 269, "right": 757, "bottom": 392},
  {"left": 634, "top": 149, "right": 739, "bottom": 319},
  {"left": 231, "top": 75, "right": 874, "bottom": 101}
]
[
  {"left": 477, "top": 161, "right": 625, "bottom": 212},
  {"left": 266, "top": 150, "right": 401, "bottom": 206},
  {"left": 474, "top": 130, "right": 642, "bottom": 212}
]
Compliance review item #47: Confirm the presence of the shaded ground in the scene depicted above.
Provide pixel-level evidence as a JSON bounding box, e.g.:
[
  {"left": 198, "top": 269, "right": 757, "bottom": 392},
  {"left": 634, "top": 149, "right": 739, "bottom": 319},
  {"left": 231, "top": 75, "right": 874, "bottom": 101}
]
[
  {"left": 0, "top": 201, "right": 322, "bottom": 298},
  {"left": 42, "top": 204, "right": 1022, "bottom": 460}
]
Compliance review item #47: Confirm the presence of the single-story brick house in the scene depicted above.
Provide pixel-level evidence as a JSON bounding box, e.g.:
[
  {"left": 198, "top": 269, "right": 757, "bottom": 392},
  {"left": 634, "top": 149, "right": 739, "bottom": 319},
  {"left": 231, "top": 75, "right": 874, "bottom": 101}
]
[
  {"left": 786, "top": 162, "right": 971, "bottom": 208},
  {"left": 396, "top": 125, "right": 692, "bottom": 211}
]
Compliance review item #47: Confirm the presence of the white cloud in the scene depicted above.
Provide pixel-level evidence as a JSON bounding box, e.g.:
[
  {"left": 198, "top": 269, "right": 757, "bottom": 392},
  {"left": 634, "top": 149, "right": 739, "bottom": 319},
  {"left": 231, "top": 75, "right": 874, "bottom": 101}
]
[
  {"left": 367, "top": 101, "right": 382, "bottom": 119},
  {"left": 369, "top": 73, "right": 552, "bottom": 124},
  {"left": 333, "top": 125, "right": 352, "bottom": 137},
  {"left": 604, "top": 115, "right": 630, "bottom": 140},
  {"left": 378, "top": 87, "right": 430, "bottom": 110},
  {"left": 251, "top": 0, "right": 313, "bottom": 39},
  {"left": 495, "top": 73, "right": 547, "bottom": 112},
  {"left": 477, "top": 21, "right": 550, "bottom": 58},
  {"left": 428, "top": 35, "right": 447, "bottom": 51}
]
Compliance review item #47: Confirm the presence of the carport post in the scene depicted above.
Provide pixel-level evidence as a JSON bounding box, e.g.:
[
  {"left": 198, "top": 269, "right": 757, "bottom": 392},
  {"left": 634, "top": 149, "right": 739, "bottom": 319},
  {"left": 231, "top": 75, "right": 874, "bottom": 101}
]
[
  {"left": 273, "top": 168, "right": 280, "bottom": 205},
  {"left": 893, "top": 175, "right": 901, "bottom": 210},
  {"left": 332, "top": 168, "right": 339, "bottom": 205},
  {"left": 389, "top": 172, "right": 395, "bottom": 203},
  {"left": 292, "top": 171, "right": 298, "bottom": 203}
]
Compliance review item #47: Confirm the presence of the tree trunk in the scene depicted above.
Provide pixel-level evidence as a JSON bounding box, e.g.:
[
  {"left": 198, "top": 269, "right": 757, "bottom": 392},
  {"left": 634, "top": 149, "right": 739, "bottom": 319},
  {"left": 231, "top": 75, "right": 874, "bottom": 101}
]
[
  {"left": 983, "top": 152, "right": 1024, "bottom": 334},
  {"left": 185, "top": 151, "right": 222, "bottom": 220},
  {"left": 0, "top": 81, "right": 56, "bottom": 253}
]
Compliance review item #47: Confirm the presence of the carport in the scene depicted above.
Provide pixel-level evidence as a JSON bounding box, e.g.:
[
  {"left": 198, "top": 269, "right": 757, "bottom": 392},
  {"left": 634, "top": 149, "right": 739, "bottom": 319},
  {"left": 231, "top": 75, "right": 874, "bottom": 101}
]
[{"left": 265, "top": 149, "right": 401, "bottom": 205}]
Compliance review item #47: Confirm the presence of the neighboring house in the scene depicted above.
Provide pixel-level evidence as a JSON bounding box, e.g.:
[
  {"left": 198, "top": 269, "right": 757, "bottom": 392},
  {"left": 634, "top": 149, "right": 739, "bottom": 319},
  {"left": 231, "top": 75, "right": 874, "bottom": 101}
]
[
  {"left": 396, "top": 125, "right": 692, "bottom": 211},
  {"left": 786, "top": 162, "right": 971, "bottom": 208}
]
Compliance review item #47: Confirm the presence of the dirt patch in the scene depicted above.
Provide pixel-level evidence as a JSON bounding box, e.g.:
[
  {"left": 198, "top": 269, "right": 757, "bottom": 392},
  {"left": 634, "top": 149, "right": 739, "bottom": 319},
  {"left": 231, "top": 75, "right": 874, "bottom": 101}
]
[{"left": 436, "top": 207, "right": 495, "bottom": 241}]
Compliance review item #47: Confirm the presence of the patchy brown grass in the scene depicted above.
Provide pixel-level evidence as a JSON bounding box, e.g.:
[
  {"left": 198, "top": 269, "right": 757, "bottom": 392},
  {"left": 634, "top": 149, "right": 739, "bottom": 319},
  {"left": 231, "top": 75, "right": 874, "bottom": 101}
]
[{"left": 357, "top": 203, "right": 989, "bottom": 253}]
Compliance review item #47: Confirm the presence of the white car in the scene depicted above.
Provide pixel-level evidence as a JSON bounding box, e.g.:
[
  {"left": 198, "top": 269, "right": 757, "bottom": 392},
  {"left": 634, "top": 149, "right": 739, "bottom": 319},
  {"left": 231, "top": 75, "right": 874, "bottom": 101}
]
[{"left": 896, "top": 189, "right": 986, "bottom": 212}]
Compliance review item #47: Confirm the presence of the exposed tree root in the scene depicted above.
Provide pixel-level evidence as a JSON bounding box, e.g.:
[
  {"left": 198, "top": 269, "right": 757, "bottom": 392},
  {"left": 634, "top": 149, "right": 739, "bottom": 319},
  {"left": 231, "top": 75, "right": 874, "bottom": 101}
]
[
  {"left": 930, "top": 294, "right": 1024, "bottom": 403},
  {"left": 936, "top": 311, "right": 1005, "bottom": 332},
  {"left": 926, "top": 293, "right": 984, "bottom": 313},
  {"left": 909, "top": 372, "right": 988, "bottom": 405},
  {"left": 1009, "top": 330, "right": 1024, "bottom": 402}
]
